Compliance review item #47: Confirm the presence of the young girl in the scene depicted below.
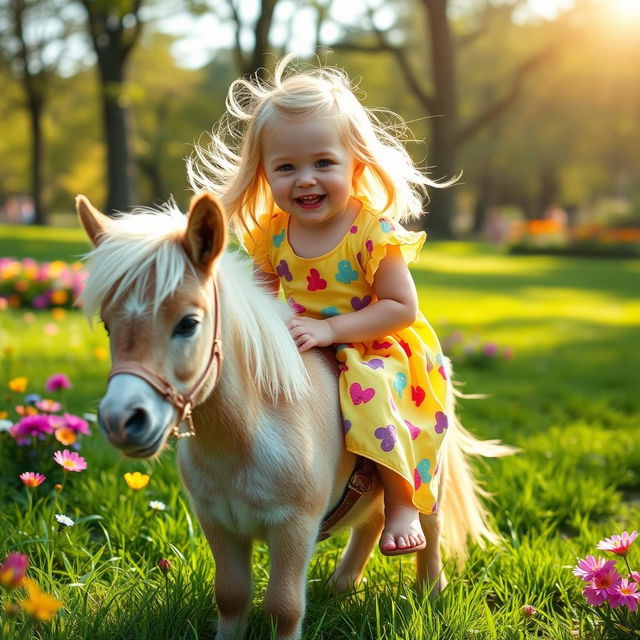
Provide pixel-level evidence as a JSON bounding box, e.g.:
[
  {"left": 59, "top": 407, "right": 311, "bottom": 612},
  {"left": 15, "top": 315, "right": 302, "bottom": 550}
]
[{"left": 188, "top": 58, "right": 451, "bottom": 556}]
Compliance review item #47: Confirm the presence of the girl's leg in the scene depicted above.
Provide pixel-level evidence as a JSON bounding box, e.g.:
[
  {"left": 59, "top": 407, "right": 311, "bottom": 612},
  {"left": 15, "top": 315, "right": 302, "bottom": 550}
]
[{"left": 377, "top": 464, "right": 426, "bottom": 555}]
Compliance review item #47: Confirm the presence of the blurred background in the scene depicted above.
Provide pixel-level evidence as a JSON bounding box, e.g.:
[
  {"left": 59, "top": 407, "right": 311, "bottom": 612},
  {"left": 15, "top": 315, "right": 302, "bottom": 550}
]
[{"left": 1, "top": 0, "right": 639, "bottom": 250}]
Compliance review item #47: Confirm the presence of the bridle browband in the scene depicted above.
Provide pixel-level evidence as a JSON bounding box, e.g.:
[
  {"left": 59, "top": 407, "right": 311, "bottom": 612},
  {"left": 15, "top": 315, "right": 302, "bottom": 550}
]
[{"left": 107, "top": 279, "right": 223, "bottom": 439}]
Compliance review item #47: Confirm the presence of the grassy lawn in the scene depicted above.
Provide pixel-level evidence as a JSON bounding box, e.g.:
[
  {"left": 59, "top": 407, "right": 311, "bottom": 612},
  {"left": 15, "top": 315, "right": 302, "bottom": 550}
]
[{"left": 0, "top": 224, "right": 638, "bottom": 639}]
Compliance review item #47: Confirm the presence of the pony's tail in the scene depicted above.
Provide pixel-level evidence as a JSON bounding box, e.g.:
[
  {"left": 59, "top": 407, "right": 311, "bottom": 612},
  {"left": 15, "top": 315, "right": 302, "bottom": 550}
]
[{"left": 438, "top": 363, "right": 518, "bottom": 568}]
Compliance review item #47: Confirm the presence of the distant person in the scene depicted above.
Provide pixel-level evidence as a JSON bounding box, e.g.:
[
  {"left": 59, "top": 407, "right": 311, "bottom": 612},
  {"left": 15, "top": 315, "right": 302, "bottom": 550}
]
[{"left": 189, "top": 57, "right": 454, "bottom": 556}]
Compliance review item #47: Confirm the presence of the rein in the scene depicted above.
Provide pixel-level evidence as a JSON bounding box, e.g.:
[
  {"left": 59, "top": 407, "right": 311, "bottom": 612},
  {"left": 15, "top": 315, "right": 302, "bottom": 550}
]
[{"left": 108, "top": 279, "right": 223, "bottom": 439}]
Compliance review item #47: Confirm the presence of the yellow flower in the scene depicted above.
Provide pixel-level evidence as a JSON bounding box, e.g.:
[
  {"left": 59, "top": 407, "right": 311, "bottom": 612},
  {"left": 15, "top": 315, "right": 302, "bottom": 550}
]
[
  {"left": 8, "top": 377, "right": 28, "bottom": 393},
  {"left": 50, "top": 290, "right": 69, "bottom": 305},
  {"left": 55, "top": 428, "right": 77, "bottom": 446},
  {"left": 124, "top": 472, "right": 150, "bottom": 490},
  {"left": 94, "top": 347, "right": 109, "bottom": 360},
  {"left": 20, "top": 578, "right": 62, "bottom": 622},
  {"left": 0, "top": 411, "right": 7, "bottom": 420},
  {"left": 52, "top": 307, "right": 67, "bottom": 321}
]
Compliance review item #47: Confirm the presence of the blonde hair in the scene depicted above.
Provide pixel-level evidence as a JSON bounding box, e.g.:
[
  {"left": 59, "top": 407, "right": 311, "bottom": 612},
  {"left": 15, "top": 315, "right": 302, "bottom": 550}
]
[{"left": 187, "top": 55, "right": 446, "bottom": 235}]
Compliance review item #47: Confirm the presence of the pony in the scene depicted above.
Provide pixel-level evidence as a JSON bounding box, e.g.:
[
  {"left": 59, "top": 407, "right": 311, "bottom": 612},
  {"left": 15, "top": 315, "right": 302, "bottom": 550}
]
[{"left": 76, "top": 192, "right": 512, "bottom": 640}]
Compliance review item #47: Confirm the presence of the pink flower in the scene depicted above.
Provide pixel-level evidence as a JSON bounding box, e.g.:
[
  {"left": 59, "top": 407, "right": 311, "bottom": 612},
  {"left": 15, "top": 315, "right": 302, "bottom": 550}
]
[
  {"left": 19, "top": 472, "right": 46, "bottom": 488},
  {"left": 630, "top": 571, "right": 640, "bottom": 584},
  {"left": 61, "top": 413, "right": 90, "bottom": 435},
  {"left": 583, "top": 565, "right": 622, "bottom": 606},
  {"left": 0, "top": 553, "right": 29, "bottom": 588},
  {"left": 596, "top": 530, "right": 638, "bottom": 557},
  {"left": 53, "top": 449, "right": 87, "bottom": 472},
  {"left": 610, "top": 579, "right": 640, "bottom": 611},
  {"left": 9, "top": 414, "right": 54, "bottom": 445},
  {"left": 45, "top": 374, "right": 72, "bottom": 393},
  {"left": 521, "top": 604, "right": 537, "bottom": 617},
  {"left": 483, "top": 342, "right": 498, "bottom": 357},
  {"left": 573, "top": 556, "right": 616, "bottom": 582},
  {"left": 35, "top": 399, "right": 62, "bottom": 413}
]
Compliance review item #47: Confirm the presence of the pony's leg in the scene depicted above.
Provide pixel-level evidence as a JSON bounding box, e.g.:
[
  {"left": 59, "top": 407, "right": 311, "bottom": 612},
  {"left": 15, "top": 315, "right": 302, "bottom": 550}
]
[
  {"left": 265, "top": 518, "right": 318, "bottom": 640},
  {"left": 329, "top": 509, "right": 384, "bottom": 593},
  {"left": 416, "top": 511, "right": 447, "bottom": 598},
  {"left": 201, "top": 521, "right": 253, "bottom": 640}
]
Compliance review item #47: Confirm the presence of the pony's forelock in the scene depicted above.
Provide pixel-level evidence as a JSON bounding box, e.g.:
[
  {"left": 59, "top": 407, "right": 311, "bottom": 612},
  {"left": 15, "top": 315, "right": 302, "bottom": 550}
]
[{"left": 80, "top": 200, "right": 193, "bottom": 320}]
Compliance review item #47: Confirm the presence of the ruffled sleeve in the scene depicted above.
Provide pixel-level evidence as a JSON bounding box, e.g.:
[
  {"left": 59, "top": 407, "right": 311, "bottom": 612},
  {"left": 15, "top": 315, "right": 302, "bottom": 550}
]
[
  {"left": 360, "top": 215, "right": 426, "bottom": 285},
  {"left": 241, "top": 212, "right": 278, "bottom": 275}
]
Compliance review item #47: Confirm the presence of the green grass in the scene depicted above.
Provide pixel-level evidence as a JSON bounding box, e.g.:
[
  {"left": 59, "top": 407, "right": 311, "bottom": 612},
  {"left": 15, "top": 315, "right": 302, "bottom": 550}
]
[{"left": 0, "top": 227, "right": 639, "bottom": 639}]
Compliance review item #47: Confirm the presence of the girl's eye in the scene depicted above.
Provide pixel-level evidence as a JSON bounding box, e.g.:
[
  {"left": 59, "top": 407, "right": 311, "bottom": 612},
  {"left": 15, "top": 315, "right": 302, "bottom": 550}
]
[
  {"left": 173, "top": 316, "right": 200, "bottom": 337},
  {"left": 316, "top": 159, "right": 333, "bottom": 168},
  {"left": 276, "top": 163, "right": 294, "bottom": 172}
]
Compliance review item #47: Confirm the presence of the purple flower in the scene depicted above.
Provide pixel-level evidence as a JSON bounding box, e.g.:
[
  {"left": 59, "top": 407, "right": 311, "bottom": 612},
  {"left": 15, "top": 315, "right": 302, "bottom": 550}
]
[
  {"left": 573, "top": 556, "right": 616, "bottom": 582},
  {"left": 483, "top": 342, "right": 498, "bottom": 357},
  {"left": 61, "top": 413, "right": 90, "bottom": 435},
  {"left": 44, "top": 374, "right": 72, "bottom": 393},
  {"left": 583, "top": 564, "right": 622, "bottom": 606},
  {"left": 9, "top": 415, "right": 54, "bottom": 445}
]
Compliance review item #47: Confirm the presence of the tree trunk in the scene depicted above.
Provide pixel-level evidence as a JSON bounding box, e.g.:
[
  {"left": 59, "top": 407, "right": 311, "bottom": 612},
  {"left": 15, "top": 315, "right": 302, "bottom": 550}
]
[
  {"left": 27, "top": 92, "right": 47, "bottom": 225},
  {"left": 250, "top": 0, "right": 278, "bottom": 79},
  {"left": 424, "top": 0, "right": 458, "bottom": 238},
  {"left": 96, "top": 55, "right": 134, "bottom": 213}
]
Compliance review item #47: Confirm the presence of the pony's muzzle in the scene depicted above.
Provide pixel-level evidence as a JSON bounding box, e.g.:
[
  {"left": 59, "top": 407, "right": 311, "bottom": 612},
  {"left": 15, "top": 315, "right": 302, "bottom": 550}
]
[{"left": 98, "top": 374, "right": 175, "bottom": 457}]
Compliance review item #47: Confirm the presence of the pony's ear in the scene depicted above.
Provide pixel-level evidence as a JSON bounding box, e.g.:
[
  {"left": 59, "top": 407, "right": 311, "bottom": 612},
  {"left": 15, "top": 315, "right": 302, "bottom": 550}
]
[
  {"left": 184, "top": 193, "right": 228, "bottom": 273},
  {"left": 76, "top": 195, "right": 109, "bottom": 247}
]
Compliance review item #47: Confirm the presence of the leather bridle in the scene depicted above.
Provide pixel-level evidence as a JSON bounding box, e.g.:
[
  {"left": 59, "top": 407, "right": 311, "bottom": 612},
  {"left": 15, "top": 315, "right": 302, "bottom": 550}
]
[{"left": 107, "top": 279, "right": 223, "bottom": 439}]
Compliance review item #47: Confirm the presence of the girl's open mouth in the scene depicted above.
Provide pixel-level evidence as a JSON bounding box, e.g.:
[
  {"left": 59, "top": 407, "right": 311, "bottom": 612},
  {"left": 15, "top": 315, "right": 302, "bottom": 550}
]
[{"left": 295, "top": 195, "right": 325, "bottom": 208}]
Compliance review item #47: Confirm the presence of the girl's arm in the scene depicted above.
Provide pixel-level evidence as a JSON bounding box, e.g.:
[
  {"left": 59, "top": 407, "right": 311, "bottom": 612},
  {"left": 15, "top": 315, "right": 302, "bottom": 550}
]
[{"left": 289, "top": 246, "right": 418, "bottom": 352}]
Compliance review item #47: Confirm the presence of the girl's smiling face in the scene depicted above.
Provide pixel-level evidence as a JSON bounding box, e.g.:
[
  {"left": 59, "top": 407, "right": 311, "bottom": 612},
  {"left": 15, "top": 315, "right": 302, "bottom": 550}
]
[{"left": 261, "top": 115, "right": 361, "bottom": 229}]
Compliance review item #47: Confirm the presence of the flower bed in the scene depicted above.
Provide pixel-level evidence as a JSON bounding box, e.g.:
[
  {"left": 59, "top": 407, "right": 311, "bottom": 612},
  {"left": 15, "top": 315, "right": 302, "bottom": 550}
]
[
  {"left": 0, "top": 258, "right": 87, "bottom": 310},
  {"left": 509, "top": 220, "right": 640, "bottom": 258}
]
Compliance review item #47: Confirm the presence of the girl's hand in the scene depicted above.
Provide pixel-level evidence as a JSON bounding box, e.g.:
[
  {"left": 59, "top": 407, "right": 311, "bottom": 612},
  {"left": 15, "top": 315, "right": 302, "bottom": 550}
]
[{"left": 288, "top": 317, "right": 335, "bottom": 352}]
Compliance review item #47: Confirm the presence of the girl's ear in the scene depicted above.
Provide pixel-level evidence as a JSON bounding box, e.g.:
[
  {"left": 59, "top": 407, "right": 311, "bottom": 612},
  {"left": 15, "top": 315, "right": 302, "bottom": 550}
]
[
  {"left": 184, "top": 193, "right": 228, "bottom": 274},
  {"left": 76, "top": 195, "right": 110, "bottom": 247}
]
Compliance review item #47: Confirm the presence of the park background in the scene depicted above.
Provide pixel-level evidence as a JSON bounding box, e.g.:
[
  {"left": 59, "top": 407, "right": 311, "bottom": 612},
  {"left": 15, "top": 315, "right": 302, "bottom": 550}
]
[{"left": 1, "top": 0, "right": 639, "bottom": 638}]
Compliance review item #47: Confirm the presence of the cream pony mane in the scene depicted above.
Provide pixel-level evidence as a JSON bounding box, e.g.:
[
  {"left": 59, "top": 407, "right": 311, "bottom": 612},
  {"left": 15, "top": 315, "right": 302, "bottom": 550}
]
[{"left": 80, "top": 200, "right": 309, "bottom": 402}]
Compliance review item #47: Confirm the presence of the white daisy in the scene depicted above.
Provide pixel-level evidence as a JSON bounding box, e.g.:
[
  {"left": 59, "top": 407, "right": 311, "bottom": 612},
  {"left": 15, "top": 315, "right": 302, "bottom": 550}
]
[
  {"left": 55, "top": 513, "right": 75, "bottom": 527},
  {"left": 149, "top": 500, "right": 166, "bottom": 511},
  {"left": 0, "top": 420, "right": 13, "bottom": 432}
]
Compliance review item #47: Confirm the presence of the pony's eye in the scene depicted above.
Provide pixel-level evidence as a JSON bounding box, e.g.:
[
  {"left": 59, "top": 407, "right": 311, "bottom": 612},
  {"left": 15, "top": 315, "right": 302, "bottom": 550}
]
[{"left": 173, "top": 316, "right": 199, "bottom": 338}]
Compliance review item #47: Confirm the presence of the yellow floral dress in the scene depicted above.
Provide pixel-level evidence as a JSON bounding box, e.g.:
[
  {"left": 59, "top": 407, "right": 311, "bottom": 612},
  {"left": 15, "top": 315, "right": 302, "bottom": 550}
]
[{"left": 243, "top": 202, "right": 450, "bottom": 513}]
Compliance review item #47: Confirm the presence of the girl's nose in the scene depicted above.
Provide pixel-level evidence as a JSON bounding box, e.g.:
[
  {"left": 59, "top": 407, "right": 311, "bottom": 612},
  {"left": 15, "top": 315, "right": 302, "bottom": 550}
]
[{"left": 295, "top": 170, "right": 317, "bottom": 187}]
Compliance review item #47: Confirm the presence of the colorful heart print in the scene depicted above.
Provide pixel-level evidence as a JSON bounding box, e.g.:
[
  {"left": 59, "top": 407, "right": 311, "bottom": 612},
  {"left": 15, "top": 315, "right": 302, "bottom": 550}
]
[
  {"left": 343, "top": 419, "right": 352, "bottom": 434},
  {"left": 320, "top": 306, "right": 340, "bottom": 318},
  {"left": 380, "top": 219, "right": 394, "bottom": 233},
  {"left": 273, "top": 230, "right": 285, "bottom": 247},
  {"left": 374, "top": 424, "right": 397, "bottom": 452},
  {"left": 351, "top": 295, "right": 372, "bottom": 311},
  {"left": 436, "top": 354, "right": 448, "bottom": 380},
  {"left": 287, "top": 298, "right": 306, "bottom": 314},
  {"left": 365, "top": 239, "right": 374, "bottom": 253},
  {"left": 349, "top": 382, "right": 375, "bottom": 405},
  {"left": 411, "top": 385, "right": 425, "bottom": 407},
  {"left": 399, "top": 339, "right": 412, "bottom": 358},
  {"left": 405, "top": 420, "right": 421, "bottom": 440},
  {"left": 413, "top": 458, "right": 432, "bottom": 489},
  {"left": 434, "top": 411, "right": 448, "bottom": 434},
  {"left": 372, "top": 339, "right": 392, "bottom": 350},
  {"left": 307, "top": 268, "right": 327, "bottom": 291},
  {"left": 356, "top": 252, "right": 364, "bottom": 268},
  {"left": 350, "top": 225, "right": 358, "bottom": 234},
  {"left": 363, "top": 358, "right": 384, "bottom": 370},
  {"left": 393, "top": 372, "right": 407, "bottom": 398},
  {"left": 276, "top": 259, "right": 292, "bottom": 282},
  {"left": 335, "top": 260, "right": 358, "bottom": 284}
]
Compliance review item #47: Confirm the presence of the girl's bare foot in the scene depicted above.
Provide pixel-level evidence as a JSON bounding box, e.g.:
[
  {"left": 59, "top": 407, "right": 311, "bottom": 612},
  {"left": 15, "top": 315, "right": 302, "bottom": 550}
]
[{"left": 379, "top": 503, "right": 426, "bottom": 555}]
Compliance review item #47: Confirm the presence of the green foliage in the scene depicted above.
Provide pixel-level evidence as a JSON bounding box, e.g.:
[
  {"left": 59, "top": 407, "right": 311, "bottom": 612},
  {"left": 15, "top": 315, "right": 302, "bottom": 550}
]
[{"left": 0, "top": 235, "right": 638, "bottom": 638}]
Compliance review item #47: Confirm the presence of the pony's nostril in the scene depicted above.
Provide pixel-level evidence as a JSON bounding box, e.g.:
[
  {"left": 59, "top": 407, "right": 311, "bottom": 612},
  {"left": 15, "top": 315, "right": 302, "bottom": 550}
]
[{"left": 123, "top": 407, "right": 149, "bottom": 437}]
